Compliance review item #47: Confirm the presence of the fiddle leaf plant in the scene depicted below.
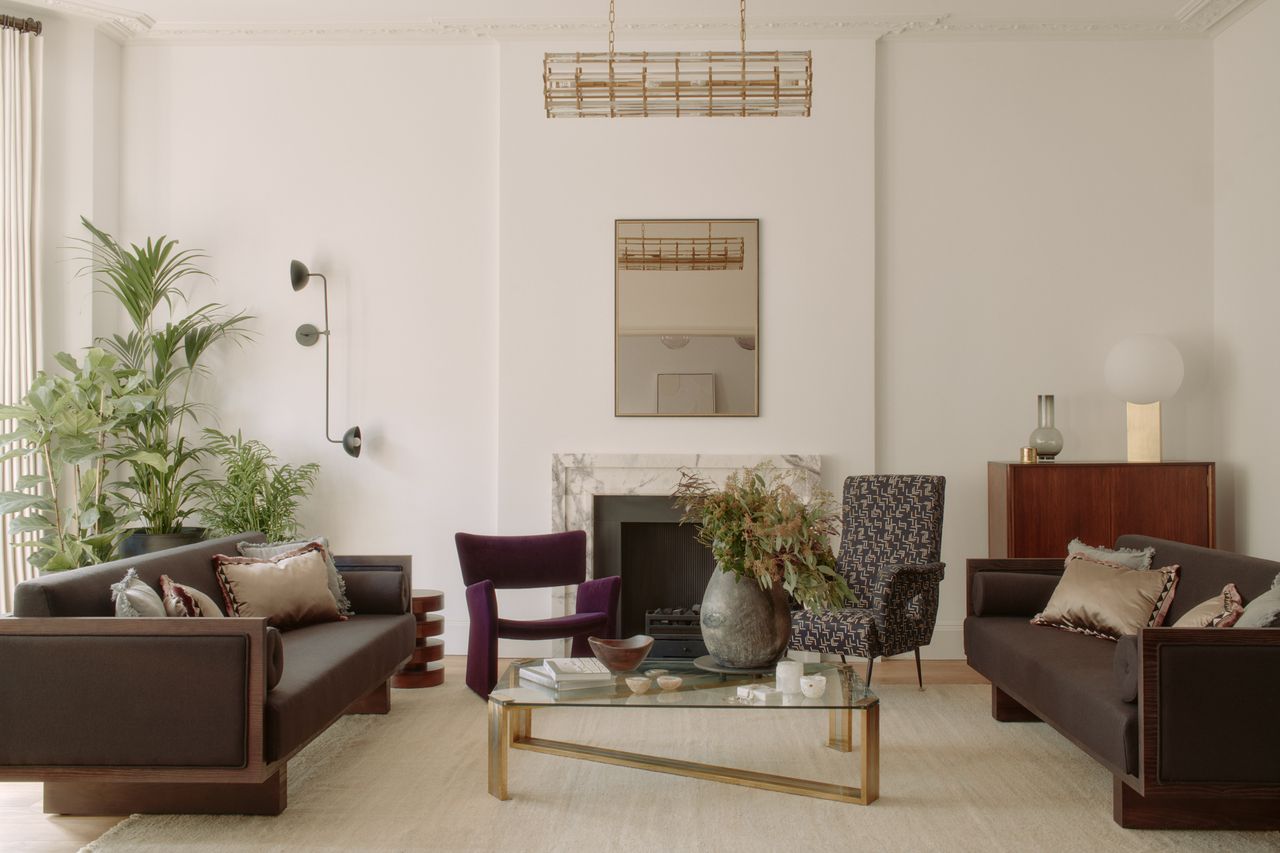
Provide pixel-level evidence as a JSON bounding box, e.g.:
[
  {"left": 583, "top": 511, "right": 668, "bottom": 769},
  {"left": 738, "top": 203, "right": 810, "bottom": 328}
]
[
  {"left": 0, "top": 349, "right": 163, "bottom": 571},
  {"left": 672, "top": 464, "right": 851, "bottom": 612},
  {"left": 196, "top": 430, "right": 320, "bottom": 542},
  {"left": 78, "top": 217, "right": 253, "bottom": 535}
]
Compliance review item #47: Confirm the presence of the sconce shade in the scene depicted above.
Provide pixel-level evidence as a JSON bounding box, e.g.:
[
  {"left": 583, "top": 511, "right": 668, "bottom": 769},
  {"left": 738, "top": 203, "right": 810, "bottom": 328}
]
[
  {"left": 290, "top": 259, "right": 311, "bottom": 291},
  {"left": 342, "top": 426, "right": 362, "bottom": 458},
  {"left": 1103, "top": 335, "right": 1184, "bottom": 404},
  {"left": 659, "top": 335, "right": 690, "bottom": 350}
]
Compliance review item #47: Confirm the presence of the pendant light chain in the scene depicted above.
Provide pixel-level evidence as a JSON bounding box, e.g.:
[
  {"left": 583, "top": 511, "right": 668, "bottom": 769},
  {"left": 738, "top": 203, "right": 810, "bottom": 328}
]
[
  {"left": 609, "top": 1, "right": 744, "bottom": 54},
  {"left": 740, "top": 0, "right": 747, "bottom": 114}
]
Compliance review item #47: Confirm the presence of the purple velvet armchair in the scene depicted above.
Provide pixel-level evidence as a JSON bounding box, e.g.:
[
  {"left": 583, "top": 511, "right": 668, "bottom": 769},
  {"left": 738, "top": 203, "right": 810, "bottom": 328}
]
[{"left": 456, "top": 531, "right": 621, "bottom": 698}]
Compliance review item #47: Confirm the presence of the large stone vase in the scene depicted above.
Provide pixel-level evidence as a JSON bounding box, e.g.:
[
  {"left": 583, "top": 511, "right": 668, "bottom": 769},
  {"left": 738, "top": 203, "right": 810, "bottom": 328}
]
[{"left": 699, "top": 568, "right": 791, "bottom": 669}]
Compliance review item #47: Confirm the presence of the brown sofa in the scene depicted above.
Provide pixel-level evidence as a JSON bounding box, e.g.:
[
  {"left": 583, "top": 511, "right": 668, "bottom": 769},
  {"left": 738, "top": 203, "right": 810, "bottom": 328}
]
[
  {"left": 0, "top": 533, "right": 414, "bottom": 816},
  {"left": 966, "top": 535, "right": 1280, "bottom": 829}
]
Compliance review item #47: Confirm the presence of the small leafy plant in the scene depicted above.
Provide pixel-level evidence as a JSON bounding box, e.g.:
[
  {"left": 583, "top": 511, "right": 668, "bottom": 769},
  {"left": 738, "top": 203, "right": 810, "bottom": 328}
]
[
  {"left": 672, "top": 464, "right": 850, "bottom": 612},
  {"left": 196, "top": 430, "right": 319, "bottom": 542},
  {"left": 0, "top": 349, "right": 162, "bottom": 571}
]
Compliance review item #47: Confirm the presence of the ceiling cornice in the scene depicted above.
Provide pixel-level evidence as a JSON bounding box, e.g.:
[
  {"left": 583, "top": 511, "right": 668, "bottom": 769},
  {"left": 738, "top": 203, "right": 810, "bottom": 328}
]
[
  {"left": 1177, "top": 0, "right": 1268, "bottom": 33},
  {"left": 135, "top": 17, "right": 938, "bottom": 44},
  {"left": 22, "top": 1, "right": 1259, "bottom": 44},
  {"left": 35, "top": 0, "right": 152, "bottom": 41}
]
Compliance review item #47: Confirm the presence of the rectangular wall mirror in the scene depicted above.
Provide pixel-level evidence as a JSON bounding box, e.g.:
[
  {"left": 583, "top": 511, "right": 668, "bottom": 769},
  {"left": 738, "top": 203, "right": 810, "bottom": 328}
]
[{"left": 615, "top": 219, "right": 759, "bottom": 417}]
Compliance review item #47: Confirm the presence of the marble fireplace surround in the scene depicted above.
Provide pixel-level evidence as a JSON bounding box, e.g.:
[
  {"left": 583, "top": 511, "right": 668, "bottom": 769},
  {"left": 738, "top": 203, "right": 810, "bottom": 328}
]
[{"left": 549, "top": 454, "right": 821, "bottom": 650}]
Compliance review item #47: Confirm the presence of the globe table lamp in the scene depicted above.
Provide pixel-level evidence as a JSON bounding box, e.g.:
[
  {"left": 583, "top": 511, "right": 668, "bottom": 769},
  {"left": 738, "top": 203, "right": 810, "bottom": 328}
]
[
  {"left": 291, "top": 259, "right": 362, "bottom": 458},
  {"left": 1103, "top": 335, "right": 1184, "bottom": 463}
]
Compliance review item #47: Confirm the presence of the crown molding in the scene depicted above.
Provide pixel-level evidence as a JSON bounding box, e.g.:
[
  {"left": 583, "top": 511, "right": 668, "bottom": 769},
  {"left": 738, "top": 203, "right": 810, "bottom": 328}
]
[
  {"left": 1178, "top": 0, "right": 1243, "bottom": 28},
  {"left": 27, "top": 0, "right": 152, "bottom": 41},
  {"left": 1178, "top": 0, "right": 1267, "bottom": 33},
  {"left": 21, "top": 1, "right": 1259, "bottom": 44},
  {"left": 134, "top": 17, "right": 940, "bottom": 45}
]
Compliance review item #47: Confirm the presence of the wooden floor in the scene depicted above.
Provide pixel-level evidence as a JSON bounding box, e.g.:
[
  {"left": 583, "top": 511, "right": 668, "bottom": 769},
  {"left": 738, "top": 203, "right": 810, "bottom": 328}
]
[{"left": 0, "top": 657, "right": 984, "bottom": 852}]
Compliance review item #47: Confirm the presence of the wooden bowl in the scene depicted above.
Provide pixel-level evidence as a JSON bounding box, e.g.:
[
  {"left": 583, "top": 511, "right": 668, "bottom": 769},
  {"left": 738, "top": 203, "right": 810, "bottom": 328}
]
[{"left": 588, "top": 635, "right": 654, "bottom": 672}]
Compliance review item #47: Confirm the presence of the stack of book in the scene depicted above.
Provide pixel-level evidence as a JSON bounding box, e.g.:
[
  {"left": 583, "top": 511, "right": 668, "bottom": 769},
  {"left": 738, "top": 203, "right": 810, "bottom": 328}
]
[{"left": 519, "top": 658, "right": 615, "bottom": 691}]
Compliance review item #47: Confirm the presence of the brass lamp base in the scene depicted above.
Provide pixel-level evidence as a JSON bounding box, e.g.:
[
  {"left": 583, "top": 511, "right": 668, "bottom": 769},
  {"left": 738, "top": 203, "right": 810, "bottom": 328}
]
[{"left": 1126, "top": 402, "right": 1162, "bottom": 462}]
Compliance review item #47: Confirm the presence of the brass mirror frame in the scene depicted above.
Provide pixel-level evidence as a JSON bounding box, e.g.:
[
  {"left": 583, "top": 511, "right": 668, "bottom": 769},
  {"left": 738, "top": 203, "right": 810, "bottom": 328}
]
[{"left": 614, "top": 218, "right": 760, "bottom": 418}]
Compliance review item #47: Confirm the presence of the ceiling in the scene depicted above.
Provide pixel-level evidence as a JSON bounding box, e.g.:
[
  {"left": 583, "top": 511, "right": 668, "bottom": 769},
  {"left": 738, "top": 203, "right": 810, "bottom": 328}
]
[
  {"left": 16, "top": 0, "right": 1264, "bottom": 40},
  {"left": 41, "top": 1, "right": 1221, "bottom": 21}
]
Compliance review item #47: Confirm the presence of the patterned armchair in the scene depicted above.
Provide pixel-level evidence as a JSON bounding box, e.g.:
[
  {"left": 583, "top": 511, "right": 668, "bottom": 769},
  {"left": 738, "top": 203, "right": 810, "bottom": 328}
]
[{"left": 790, "top": 475, "right": 946, "bottom": 688}]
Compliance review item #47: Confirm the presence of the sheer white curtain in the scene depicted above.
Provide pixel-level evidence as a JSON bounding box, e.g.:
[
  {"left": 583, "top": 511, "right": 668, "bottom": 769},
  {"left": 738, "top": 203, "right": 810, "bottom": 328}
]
[{"left": 1, "top": 25, "right": 42, "bottom": 611}]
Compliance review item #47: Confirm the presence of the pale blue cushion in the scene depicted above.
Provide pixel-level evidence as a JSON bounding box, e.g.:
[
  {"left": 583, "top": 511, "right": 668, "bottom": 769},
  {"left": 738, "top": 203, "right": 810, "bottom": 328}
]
[
  {"left": 1236, "top": 572, "right": 1280, "bottom": 628},
  {"left": 1067, "top": 538, "right": 1154, "bottom": 570},
  {"left": 110, "top": 568, "right": 166, "bottom": 617}
]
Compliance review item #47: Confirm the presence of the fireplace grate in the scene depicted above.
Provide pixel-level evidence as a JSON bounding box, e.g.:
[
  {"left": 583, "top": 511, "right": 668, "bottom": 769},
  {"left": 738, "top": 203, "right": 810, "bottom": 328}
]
[
  {"left": 644, "top": 606, "right": 707, "bottom": 658},
  {"left": 645, "top": 606, "right": 701, "bottom": 637}
]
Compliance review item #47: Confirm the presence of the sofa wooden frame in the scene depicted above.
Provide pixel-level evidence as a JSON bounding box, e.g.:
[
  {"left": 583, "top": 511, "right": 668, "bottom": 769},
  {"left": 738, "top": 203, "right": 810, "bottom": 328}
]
[
  {"left": 0, "top": 554, "right": 411, "bottom": 816},
  {"left": 966, "top": 557, "right": 1280, "bottom": 830}
]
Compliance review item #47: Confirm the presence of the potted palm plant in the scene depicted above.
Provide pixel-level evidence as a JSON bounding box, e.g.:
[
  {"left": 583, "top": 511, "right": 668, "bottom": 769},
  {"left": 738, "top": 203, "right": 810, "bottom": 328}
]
[
  {"left": 196, "top": 430, "right": 320, "bottom": 541},
  {"left": 0, "top": 349, "right": 160, "bottom": 571},
  {"left": 79, "top": 218, "right": 253, "bottom": 556},
  {"left": 673, "top": 465, "right": 850, "bottom": 669}
]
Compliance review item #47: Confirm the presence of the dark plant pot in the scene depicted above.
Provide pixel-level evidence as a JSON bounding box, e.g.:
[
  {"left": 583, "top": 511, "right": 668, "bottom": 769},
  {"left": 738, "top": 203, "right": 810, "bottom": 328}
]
[
  {"left": 699, "top": 568, "right": 792, "bottom": 669},
  {"left": 118, "top": 528, "right": 207, "bottom": 558}
]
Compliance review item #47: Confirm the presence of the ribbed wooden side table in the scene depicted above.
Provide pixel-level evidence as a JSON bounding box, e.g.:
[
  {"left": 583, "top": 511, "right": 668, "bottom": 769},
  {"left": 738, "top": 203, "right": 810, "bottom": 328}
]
[{"left": 392, "top": 589, "right": 445, "bottom": 688}]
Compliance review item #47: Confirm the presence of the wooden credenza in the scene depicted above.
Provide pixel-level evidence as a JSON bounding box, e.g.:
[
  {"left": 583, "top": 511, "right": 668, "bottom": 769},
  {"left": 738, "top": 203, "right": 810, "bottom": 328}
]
[{"left": 988, "top": 461, "right": 1215, "bottom": 558}]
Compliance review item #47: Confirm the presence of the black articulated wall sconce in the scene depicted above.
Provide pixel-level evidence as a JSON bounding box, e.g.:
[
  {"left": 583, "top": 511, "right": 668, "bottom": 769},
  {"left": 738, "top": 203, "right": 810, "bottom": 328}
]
[{"left": 291, "top": 259, "right": 362, "bottom": 458}]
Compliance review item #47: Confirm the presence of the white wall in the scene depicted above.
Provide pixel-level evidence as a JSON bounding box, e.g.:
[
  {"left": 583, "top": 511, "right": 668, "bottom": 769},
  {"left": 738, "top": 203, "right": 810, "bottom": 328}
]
[
  {"left": 95, "top": 27, "right": 1224, "bottom": 659},
  {"left": 1214, "top": 0, "right": 1280, "bottom": 558},
  {"left": 877, "top": 39, "right": 1215, "bottom": 653},
  {"left": 495, "top": 39, "right": 879, "bottom": 644},
  {"left": 119, "top": 43, "right": 500, "bottom": 652}
]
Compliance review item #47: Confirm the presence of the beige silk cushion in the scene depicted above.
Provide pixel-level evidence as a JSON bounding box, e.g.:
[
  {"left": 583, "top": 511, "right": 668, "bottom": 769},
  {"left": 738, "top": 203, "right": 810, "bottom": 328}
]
[
  {"left": 1171, "top": 582, "right": 1245, "bottom": 628},
  {"left": 1032, "top": 555, "right": 1179, "bottom": 640},
  {"left": 160, "top": 574, "right": 225, "bottom": 617},
  {"left": 237, "top": 536, "right": 353, "bottom": 616},
  {"left": 214, "top": 543, "right": 345, "bottom": 630}
]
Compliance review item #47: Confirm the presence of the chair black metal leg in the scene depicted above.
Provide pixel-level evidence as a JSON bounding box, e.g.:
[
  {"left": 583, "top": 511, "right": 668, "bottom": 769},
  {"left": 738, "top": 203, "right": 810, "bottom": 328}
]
[
  {"left": 914, "top": 647, "right": 924, "bottom": 691},
  {"left": 865, "top": 656, "right": 874, "bottom": 687}
]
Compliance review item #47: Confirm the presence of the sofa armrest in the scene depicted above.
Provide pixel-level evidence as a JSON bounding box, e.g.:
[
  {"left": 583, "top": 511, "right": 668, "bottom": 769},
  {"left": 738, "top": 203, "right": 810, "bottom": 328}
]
[
  {"left": 971, "top": 572, "right": 1062, "bottom": 618},
  {"left": 0, "top": 617, "right": 271, "bottom": 778},
  {"left": 334, "top": 554, "right": 411, "bottom": 614},
  {"left": 965, "top": 558, "right": 1063, "bottom": 617},
  {"left": 1140, "top": 627, "right": 1280, "bottom": 788}
]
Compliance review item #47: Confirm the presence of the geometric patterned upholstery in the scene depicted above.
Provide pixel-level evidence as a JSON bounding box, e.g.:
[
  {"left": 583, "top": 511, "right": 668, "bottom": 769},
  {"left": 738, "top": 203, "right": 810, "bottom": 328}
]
[{"left": 790, "top": 475, "right": 946, "bottom": 661}]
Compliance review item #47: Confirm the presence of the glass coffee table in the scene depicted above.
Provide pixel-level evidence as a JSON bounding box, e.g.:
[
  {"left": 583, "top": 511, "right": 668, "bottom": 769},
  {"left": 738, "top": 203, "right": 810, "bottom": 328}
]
[{"left": 487, "top": 658, "right": 878, "bottom": 805}]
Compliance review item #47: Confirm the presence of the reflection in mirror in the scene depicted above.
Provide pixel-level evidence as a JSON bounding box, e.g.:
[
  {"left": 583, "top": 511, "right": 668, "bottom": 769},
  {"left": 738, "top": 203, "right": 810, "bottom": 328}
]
[{"left": 615, "top": 219, "right": 759, "bottom": 417}]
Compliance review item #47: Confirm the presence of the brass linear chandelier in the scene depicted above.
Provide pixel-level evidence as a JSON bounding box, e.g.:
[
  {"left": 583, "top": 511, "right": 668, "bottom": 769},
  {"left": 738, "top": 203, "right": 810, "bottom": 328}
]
[
  {"left": 544, "top": 1, "right": 812, "bottom": 118},
  {"left": 617, "top": 223, "right": 744, "bottom": 271}
]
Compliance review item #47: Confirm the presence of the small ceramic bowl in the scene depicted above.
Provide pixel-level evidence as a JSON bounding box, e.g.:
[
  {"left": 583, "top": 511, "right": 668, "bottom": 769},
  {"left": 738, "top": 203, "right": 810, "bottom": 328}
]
[
  {"left": 625, "top": 676, "right": 652, "bottom": 695},
  {"left": 799, "top": 674, "right": 827, "bottom": 699},
  {"left": 589, "top": 635, "right": 655, "bottom": 672},
  {"left": 644, "top": 668, "right": 669, "bottom": 678},
  {"left": 656, "top": 675, "right": 683, "bottom": 691}
]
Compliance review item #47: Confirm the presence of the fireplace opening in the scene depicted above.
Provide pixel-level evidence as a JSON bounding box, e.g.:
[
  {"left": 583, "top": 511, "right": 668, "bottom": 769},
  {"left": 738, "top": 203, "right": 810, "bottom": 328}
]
[{"left": 593, "top": 495, "right": 716, "bottom": 658}]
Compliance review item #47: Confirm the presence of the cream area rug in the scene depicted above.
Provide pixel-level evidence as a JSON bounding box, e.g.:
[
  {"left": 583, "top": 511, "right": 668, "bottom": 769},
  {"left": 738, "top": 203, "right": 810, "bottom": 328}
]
[{"left": 85, "top": 678, "right": 1277, "bottom": 853}]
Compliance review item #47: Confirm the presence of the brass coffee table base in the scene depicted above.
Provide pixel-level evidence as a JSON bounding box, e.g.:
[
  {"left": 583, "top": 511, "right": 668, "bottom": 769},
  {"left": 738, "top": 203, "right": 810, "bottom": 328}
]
[{"left": 487, "top": 699, "right": 879, "bottom": 805}]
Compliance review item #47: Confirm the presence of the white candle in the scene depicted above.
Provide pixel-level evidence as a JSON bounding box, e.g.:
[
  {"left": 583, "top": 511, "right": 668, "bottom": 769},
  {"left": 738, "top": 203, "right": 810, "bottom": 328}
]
[{"left": 775, "top": 660, "right": 803, "bottom": 694}]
